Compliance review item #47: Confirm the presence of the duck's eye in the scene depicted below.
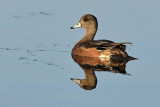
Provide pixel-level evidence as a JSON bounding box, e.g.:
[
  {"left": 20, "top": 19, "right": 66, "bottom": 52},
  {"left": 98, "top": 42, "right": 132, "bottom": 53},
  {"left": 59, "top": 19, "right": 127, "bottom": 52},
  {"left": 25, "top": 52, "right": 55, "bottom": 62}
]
[{"left": 84, "top": 17, "right": 88, "bottom": 22}]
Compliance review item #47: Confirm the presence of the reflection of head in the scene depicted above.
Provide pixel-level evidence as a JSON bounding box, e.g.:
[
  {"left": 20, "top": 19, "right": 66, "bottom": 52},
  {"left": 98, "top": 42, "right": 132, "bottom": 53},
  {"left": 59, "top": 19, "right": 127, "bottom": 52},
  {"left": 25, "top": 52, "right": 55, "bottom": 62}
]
[
  {"left": 71, "top": 78, "right": 97, "bottom": 90},
  {"left": 71, "top": 55, "right": 136, "bottom": 90}
]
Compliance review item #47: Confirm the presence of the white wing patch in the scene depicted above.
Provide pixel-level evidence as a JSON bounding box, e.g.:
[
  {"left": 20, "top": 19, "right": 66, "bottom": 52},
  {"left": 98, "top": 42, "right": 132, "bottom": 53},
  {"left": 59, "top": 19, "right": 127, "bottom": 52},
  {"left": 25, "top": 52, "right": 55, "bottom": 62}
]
[{"left": 98, "top": 54, "right": 111, "bottom": 61}]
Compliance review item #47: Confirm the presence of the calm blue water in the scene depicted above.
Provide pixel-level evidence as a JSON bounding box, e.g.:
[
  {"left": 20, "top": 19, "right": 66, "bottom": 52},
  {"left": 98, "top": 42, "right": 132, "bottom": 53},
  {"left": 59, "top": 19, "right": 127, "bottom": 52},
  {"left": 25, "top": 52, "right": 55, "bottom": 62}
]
[{"left": 0, "top": 0, "right": 160, "bottom": 107}]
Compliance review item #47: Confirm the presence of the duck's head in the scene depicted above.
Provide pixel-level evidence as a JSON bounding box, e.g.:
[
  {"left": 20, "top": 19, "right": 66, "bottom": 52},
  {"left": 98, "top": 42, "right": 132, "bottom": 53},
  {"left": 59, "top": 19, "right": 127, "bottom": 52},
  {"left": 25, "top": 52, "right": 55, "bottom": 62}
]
[
  {"left": 70, "top": 78, "right": 97, "bottom": 90},
  {"left": 71, "top": 14, "right": 98, "bottom": 29}
]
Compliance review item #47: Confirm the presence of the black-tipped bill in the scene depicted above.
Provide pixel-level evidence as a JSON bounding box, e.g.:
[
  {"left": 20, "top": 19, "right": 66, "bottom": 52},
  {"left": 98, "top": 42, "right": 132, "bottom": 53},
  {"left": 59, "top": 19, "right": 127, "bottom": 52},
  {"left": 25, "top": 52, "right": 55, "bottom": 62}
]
[
  {"left": 70, "top": 23, "right": 81, "bottom": 29},
  {"left": 70, "top": 78, "right": 81, "bottom": 84}
]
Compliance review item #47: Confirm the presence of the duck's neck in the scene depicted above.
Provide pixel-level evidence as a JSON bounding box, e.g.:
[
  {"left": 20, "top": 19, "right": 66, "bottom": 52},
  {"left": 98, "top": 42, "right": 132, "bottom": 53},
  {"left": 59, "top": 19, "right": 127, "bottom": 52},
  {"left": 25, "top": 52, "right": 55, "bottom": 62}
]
[
  {"left": 81, "top": 69, "right": 97, "bottom": 88},
  {"left": 76, "top": 25, "right": 97, "bottom": 45},
  {"left": 84, "top": 69, "right": 96, "bottom": 81}
]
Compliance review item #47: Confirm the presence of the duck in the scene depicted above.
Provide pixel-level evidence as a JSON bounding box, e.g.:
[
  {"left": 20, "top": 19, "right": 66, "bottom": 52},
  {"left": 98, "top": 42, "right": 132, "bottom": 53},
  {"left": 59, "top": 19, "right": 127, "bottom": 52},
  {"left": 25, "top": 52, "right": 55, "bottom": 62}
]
[{"left": 71, "top": 14, "right": 136, "bottom": 61}]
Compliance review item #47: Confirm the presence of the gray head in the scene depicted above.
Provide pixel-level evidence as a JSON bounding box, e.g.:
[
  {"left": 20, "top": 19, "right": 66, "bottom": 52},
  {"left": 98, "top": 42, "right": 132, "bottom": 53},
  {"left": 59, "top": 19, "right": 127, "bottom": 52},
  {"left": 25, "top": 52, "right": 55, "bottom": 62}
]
[
  {"left": 71, "top": 14, "right": 98, "bottom": 41},
  {"left": 71, "top": 14, "right": 98, "bottom": 30},
  {"left": 70, "top": 77, "right": 97, "bottom": 90}
]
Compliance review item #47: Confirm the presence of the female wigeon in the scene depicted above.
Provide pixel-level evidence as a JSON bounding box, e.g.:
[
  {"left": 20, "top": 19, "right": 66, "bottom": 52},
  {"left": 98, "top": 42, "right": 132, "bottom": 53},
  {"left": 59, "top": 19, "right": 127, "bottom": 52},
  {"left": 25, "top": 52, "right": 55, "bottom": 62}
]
[{"left": 71, "top": 14, "right": 136, "bottom": 61}]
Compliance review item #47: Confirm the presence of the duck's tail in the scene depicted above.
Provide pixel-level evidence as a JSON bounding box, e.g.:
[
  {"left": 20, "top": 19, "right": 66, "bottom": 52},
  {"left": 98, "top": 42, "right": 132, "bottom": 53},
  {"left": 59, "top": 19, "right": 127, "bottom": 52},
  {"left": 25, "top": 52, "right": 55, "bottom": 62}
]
[{"left": 128, "top": 56, "right": 138, "bottom": 61}]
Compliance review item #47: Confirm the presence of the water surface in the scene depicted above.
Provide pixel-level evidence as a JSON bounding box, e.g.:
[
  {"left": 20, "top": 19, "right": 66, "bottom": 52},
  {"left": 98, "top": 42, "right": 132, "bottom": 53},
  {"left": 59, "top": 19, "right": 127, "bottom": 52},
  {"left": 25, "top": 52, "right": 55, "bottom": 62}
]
[{"left": 0, "top": 0, "right": 160, "bottom": 107}]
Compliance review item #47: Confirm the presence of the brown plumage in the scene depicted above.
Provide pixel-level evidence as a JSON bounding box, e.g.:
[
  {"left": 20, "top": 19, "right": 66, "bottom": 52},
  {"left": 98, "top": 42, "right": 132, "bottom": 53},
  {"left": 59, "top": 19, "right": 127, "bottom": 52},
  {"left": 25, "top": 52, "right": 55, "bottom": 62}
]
[{"left": 71, "top": 14, "right": 136, "bottom": 61}]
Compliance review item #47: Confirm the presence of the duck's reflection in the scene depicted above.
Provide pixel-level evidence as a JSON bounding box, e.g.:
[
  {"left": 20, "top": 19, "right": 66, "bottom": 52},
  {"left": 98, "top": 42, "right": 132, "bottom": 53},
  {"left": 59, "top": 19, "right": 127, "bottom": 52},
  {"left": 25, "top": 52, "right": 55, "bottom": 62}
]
[{"left": 71, "top": 55, "right": 133, "bottom": 90}]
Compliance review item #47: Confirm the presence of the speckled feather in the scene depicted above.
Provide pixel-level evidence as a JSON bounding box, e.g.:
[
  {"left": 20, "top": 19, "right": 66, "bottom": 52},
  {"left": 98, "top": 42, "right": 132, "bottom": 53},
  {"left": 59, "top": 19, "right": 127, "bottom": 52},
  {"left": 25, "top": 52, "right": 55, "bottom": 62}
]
[{"left": 77, "top": 40, "right": 132, "bottom": 51}]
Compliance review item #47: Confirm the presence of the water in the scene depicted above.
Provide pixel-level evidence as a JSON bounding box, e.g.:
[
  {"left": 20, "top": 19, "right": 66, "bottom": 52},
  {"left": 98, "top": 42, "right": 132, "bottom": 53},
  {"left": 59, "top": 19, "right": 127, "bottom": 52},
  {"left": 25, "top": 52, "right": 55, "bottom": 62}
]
[{"left": 0, "top": 0, "right": 160, "bottom": 107}]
